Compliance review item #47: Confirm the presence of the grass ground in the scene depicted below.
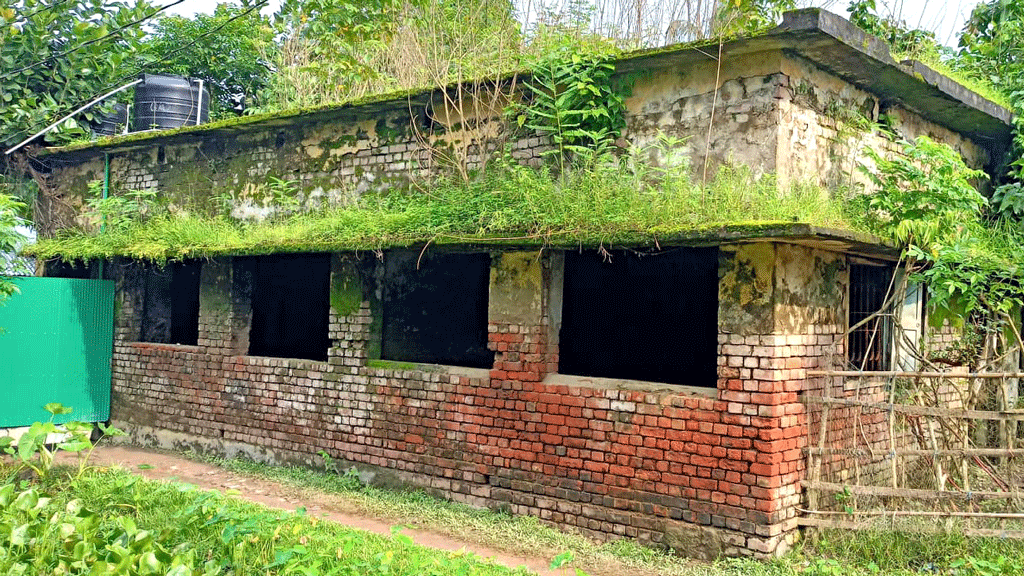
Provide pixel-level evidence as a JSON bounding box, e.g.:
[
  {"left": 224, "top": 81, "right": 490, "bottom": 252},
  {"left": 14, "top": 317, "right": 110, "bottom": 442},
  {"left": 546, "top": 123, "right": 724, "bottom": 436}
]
[
  {"left": 187, "top": 452, "right": 1024, "bottom": 576},
  {"left": 1, "top": 462, "right": 532, "bottom": 575},
  {"left": 6, "top": 450, "right": 1024, "bottom": 576}
]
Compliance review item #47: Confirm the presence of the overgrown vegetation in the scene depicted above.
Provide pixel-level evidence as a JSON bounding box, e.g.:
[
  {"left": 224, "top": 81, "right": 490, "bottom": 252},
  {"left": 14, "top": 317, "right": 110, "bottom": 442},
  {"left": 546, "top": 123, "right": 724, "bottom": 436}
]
[
  {"left": 516, "top": 39, "right": 626, "bottom": 166},
  {"left": 27, "top": 152, "right": 856, "bottom": 262},
  {"left": 0, "top": 192, "right": 28, "bottom": 298},
  {"left": 0, "top": 409, "right": 528, "bottom": 576},
  {"left": 0, "top": 0, "right": 156, "bottom": 147},
  {"left": 131, "top": 451, "right": 1024, "bottom": 576}
]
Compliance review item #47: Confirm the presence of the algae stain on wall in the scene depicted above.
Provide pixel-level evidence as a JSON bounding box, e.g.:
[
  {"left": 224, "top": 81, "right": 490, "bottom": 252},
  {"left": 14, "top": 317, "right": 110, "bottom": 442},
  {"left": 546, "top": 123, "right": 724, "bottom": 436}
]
[
  {"left": 719, "top": 243, "right": 775, "bottom": 335},
  {"left": 489, "top": 251, "right": 543, "bottom": 324},
  {"left": 330, "top": 258, "right": 364, "bottom": 317},
  {"left": 774, "top": 244, "right": 847, "bottom": 333}
]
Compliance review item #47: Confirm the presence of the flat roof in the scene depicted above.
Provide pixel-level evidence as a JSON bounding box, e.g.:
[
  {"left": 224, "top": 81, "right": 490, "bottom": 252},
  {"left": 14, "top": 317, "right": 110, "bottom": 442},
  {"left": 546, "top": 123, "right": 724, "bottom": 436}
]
[
  {"left": 24, "top": 221, "right": 899, "bottom": 262},
  {"left": 35, "top": 8, "right": 1013, "bottom": 162}
]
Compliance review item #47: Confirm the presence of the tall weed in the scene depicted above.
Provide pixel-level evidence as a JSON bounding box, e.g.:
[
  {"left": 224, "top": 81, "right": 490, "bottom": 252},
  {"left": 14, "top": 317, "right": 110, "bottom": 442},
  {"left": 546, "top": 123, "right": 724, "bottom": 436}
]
[{"left": 30, "top": 151, "right": 856, "bottom": 263}]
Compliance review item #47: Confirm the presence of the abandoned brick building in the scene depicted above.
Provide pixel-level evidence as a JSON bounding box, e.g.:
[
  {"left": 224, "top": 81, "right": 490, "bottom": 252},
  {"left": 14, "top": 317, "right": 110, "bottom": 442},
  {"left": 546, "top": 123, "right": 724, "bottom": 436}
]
[{"left": 23, "top": 9, "right": 1013, "bottom": 557}]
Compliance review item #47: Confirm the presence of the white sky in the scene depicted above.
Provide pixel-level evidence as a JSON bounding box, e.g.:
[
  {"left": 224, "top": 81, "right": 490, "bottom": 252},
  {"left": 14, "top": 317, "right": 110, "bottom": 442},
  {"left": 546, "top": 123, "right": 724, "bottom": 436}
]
[{"left": 164, "top": 0, "right": 982, "bottom": 47}]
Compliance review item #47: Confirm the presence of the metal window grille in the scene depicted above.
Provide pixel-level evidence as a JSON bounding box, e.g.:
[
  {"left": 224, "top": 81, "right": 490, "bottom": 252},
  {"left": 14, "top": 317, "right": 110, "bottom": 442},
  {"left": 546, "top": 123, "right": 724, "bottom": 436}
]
[{"left": 849, "top": 264, "right": 893, "bottom": 371}]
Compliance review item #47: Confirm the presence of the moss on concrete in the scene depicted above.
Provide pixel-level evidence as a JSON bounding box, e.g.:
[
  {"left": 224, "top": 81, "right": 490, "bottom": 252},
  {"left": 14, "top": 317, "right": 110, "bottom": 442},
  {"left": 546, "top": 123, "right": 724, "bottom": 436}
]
[
  {"left": 330, "top": 264, "right": 363, "bottom": 317},
  {"left": 366, "top": 359, "right": 431, "bottom": 371}
]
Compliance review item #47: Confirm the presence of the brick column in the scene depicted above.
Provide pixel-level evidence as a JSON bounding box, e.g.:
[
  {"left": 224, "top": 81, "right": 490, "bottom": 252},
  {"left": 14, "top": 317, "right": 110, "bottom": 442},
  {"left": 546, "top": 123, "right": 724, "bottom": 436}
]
[{"left": 487, "top": 251, "right": 557, "bottom": 383}]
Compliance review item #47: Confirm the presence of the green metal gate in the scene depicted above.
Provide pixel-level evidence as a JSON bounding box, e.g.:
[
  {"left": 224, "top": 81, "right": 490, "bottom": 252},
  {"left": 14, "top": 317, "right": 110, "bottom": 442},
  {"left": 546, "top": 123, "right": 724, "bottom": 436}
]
[{"left": 0, "top": 277, "right": 114, "bottom": 427}]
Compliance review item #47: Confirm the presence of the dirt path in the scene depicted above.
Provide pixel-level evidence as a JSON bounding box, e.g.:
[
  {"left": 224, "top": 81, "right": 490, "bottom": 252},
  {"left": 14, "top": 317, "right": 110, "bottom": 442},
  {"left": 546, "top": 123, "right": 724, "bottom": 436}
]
[{"left": 86, "top": 446, "right": 659, "bottom": 576}]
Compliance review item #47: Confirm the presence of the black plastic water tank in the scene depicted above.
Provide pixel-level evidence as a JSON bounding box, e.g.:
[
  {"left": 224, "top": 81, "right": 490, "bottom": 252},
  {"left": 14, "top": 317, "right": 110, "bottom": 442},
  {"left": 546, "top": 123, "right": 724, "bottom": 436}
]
[
  {"left": 93, "top": 103, "right": 128, "bottom": 137},
  {"left": 132, "top": 74, "right": 210, "bottom": 131}
]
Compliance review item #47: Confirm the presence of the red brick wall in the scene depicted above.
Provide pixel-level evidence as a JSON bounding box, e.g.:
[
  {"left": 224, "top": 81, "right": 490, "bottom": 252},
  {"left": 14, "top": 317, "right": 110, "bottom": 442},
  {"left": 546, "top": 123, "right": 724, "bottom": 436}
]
[{"left": 108, "top": 250, "right": 842, "bottom": 557}]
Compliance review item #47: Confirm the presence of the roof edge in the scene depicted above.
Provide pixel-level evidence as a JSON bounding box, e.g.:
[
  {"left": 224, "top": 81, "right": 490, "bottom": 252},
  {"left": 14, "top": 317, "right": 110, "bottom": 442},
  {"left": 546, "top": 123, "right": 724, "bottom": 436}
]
[{"left": 32, "top": 9, "right": 1013, "bottom": 161}]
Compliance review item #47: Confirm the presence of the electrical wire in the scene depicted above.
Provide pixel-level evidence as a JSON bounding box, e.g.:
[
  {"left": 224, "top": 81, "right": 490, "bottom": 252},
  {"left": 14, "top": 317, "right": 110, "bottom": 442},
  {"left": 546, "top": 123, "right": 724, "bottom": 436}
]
[
  {"left": 1, "top": 0, "right": 187, "bottom": 81},
  {"left": 7, "top": 0, "right": 76, "bottom": 23},
  {"left": 5, "top": 0, "right": 271, "bottom": 150}
]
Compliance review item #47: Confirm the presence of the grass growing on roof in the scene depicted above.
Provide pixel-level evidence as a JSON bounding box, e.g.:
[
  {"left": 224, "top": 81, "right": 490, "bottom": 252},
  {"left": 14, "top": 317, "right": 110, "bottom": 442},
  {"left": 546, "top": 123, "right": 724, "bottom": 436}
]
[
  {"left": 27, "top": 157, "right": 863, "bottom": 262},
  {"left": 892, "top": 50, "right": 1014, "bottom": 111}
]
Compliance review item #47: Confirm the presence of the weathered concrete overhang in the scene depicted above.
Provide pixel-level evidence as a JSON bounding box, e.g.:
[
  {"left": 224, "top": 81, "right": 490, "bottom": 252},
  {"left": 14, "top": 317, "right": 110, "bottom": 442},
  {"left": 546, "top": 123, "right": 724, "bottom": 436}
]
[
  {"left": 35, "top": 9, "right": 1012, "bottom": 164},
  {"left": 616, "top": 8, "right": 1013, "bottom": 150},
  {"left": 652, "top": 223, "right": 899, "bottom": 262}
]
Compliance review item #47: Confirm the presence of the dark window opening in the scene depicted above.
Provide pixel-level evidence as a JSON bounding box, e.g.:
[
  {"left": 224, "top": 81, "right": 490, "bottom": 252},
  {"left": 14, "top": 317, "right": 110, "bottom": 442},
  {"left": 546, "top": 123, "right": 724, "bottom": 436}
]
[
  {"left": 559, "top": 248, "right": 718, "bottom": 387},
  {"left": 46, "top": 260, "right": 94, "bottom": 279},
  {"left": 849, "top": 263, "right": 893, "bottom": 371},
  {"left": 381, "top": 251, "right": 491, "bottom": 368},
  {"left": 248, "top": 253, "right": 331, "bottom": 361},
  {"left": 140, "top": 260, "right": 202, "bottom": 345}
]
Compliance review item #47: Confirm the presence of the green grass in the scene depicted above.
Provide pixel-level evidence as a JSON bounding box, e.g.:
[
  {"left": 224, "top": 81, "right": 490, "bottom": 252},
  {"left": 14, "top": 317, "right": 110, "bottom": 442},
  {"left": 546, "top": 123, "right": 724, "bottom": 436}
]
[
  {"left": 9, "top": 467, "right": 532, "bottom": 575},
  {"left": 188, "top": 451, "right": 706, "bottom": 575},
  {"left": 10, "top": 452, "right": 1024, "bottom": 576},
  {"left": 183, "top": 451, "right": 1024, "bottom": 576},
  {"left": 27, "top": 158, "right": 864, "bottom": 263},
  {"left": 892, "top": 49, "right": 1015, "bottom": 111}
]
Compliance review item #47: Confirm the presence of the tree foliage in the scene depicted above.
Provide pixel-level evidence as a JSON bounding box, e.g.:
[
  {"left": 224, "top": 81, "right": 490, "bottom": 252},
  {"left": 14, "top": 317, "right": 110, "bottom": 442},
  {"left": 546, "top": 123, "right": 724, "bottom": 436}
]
[
  {"left": 859, "top": 137, "right": 1022, "bottom": 339},
  {"left": 140, "top": 2, "right": 276, "bottom": 118},
  {"left": 847, "top": 0, "right": 941, "bottom": 57},
  {"left": 955, "top": 1, "right": 1024, "bottom": 220},
  {"left": 0, "top": 0, "right": 156, "bottom": 147},
  {"left": 959, "top": 0, "right": 1024, "bottom": 103},
  {"left": 0, "top": 193, "right": 27, "bottom": 299}
]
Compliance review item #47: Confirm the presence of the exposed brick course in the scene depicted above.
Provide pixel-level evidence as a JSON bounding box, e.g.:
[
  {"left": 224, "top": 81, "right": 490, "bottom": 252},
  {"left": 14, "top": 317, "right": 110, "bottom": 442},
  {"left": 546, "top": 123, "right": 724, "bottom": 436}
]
[{"left": 105, "top": 248, "right": 859, "bottom": 557}]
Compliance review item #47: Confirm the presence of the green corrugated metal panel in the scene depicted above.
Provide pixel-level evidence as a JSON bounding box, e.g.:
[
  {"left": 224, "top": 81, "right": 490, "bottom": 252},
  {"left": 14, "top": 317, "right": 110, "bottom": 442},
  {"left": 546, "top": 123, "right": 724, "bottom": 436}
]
[{"left": 0, "top": 277, "right": 114, "bottom": 427}]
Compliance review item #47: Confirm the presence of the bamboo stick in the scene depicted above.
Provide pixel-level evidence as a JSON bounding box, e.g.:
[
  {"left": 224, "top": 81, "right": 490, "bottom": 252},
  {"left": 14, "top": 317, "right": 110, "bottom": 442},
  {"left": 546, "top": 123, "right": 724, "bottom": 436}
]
[
  {"left": 802, "top": 480, "right": 1024, "bottom": 500},
  {"left": 796, "top": 517, "right": 1024, "bottom": 539},
  {"left": 802, "top": 396, "right": 1024, "bottom": 420},
  {"left": 804, "top": 447, "right": 1024, "bottom": 457},
  {"left": 798, "top": 509, "right": 1024, "bottom": 519},
  {"left": 808, "top": 371, "right": 1024, "bottom": 378}
]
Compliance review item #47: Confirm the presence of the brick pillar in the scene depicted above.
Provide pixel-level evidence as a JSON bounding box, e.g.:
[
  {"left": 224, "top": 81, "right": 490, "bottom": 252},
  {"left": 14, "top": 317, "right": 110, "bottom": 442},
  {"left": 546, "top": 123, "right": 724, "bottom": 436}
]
[
  {"left": 718, "top": 243, "right": 847, "bottom": 555},
  {"left": 327, "top": 255, "right": 372, "bottom": 372},
  {"left": 197, "top": 257, "right": 235, "bottom": 355},
  {"left": 487, "top": 251, "right": 557, "bottom": 382}
]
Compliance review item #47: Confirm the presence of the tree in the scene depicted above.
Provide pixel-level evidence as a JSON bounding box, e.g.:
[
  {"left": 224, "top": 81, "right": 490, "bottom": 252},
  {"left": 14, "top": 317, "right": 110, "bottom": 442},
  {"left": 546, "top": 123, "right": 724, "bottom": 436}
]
[
  {"left": 959, "top": 0, "right": 1024, "bottom": 102},
  {"left": 847, "top": 0, "right": 941, "bottom": 57},
  {"left": 957, "top": 1, "right": 1024, "bottom": 212},
  {"left": 0, "top": 193, "right": 26, "bottom": 299},
  {"left": 0, "top": 0, "right": 157, "bottom": 148},
  {"left": 140, "top": 2, "right": 276, "bottom": 118}
]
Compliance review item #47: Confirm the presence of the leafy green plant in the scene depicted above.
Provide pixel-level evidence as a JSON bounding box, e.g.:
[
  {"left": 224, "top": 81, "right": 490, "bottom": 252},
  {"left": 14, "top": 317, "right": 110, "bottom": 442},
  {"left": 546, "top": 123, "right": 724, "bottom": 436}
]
[
  {"left": 992, "top": 181, "right": 1024, "bottom": 218},
  {"left": 550, "top": 550, "right": 592, "bottom": 576},
  {"left": 803, "top": 558, "right": 844, "bottom": 576},
  {"left": 83, "top": 180, "right": 160, "bottom": 233},
  {"left": 516, "top": 42, "right": 626, "bottom": 168},
  {"left": 951, "top": 555, "right": 1024, "bottom": 576},
  {"left": 0, "top": 403, "right": 125, "bottom": 481},
  {"left": 0, "top": 192, "right": 28, "bottom": 300},
  {"left": 856, "top": 135, "right": 1024, "bottom": 337},
  {"left": 856, "top": 136, "right": 988, "bottom": 248},
  {"left": 0, "top": 482, "right": 220, "bottom": 575},
  {"left": 832, "top": 486, "right": 854, "bottom": 515}
]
